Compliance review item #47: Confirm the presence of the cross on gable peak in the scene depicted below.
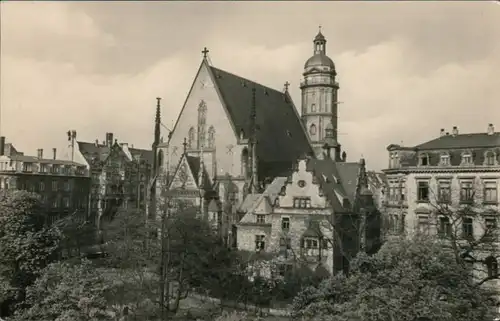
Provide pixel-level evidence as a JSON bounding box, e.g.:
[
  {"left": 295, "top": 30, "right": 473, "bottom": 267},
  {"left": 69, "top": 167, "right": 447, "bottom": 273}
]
[
  {"left": 284, "top": 81, "right": 290, "bottom": 91},
  {"left": 202, "top": 47, "right": 209, "bottom": 59}
]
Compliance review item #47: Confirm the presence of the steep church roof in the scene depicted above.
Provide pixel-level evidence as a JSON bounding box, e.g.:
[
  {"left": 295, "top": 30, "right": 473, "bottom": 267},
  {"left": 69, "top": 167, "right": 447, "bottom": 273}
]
[{"left": 208, "top": 66, "right": 313, "bottom": 163}]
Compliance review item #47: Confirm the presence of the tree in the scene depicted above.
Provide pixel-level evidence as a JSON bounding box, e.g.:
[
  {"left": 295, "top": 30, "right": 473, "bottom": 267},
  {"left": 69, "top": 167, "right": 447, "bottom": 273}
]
[
  {"left": 12, "top": 260, "right": 116, "bottom": 321},
  {"left": 0, "top": 190, "right": 62, "bottom": 317},
  {"left": 292, "top": 236, "right": 497, "bottom": 321}
]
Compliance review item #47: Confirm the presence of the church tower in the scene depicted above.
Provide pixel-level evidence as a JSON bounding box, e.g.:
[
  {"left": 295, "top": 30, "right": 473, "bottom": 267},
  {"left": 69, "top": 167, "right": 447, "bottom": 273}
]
[{"left": 300, "top": 28, "right": 342, "bottom": 160}]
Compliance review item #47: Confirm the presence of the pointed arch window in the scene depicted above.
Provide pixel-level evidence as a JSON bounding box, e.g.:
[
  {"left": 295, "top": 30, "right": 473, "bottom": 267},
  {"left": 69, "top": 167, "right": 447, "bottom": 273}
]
[
  {"left": 241, "top": 148, "right": 250, "bottom": 179},
  {"left": 309, "top": 124, "right": 317, "bottom": 136},
  {"left": 157, "top": 150, "right": 164, "bottom": 170},
  {"left": 188, "top": 127, "right": 195, "bottom": 148},
  {"left": 208, "top": 126, "right": 215, "bottom": 148},
  {"left": 197, "top": 100, "right": 207, "bottom": 148}
]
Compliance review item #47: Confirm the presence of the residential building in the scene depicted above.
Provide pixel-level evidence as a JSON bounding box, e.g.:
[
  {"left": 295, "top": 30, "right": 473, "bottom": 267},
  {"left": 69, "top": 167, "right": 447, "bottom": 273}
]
[
  {"left": 236, "top": 149, "right": 380, "bottom": 277},
  {"left": 0, "top": 136, "right": 90, "bottom": 224},
  {"left": 383, "top": 124, "right": 500, "bottom": 290},
  {"left": 71, "top": 131, "right": 153, "bottom": 229}
]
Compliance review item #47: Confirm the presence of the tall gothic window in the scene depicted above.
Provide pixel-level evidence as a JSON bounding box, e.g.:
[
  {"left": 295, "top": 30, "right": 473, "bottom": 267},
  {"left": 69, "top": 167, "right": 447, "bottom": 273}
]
[
  {"left": 188, "top": 127, "right": 195, "bottom": 148},
  {"left": 241, "top": 148, "right": 249, "bottom": 178},
  {"left": 208, "top": 126, "right": 215, "bottom": 148},
  {"left": 157, "top": 150, "right": 164, "bottom": 170},
  {"left": 198, "top": 100, "right": 207, "bottom": 148}
]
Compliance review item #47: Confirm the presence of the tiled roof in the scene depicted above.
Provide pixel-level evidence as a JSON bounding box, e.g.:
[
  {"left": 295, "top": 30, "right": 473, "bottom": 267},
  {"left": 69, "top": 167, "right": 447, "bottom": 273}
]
[
  {"left": 237, "top": 177, "right": 287, "bottom": 214},
  {"left": 366, "top": 171, "right": 387, "bottom": 189},
  {"left": 78, "top": 141, "right": 153, "bottom": 165},
  {"left": 415, "top": 132, "right": 500, "bottom": 150},
  {"left": 209, "top": 66, "right": 313, "bottom": 163},
  {"left": 9, "top": 155, "right": 83, "bottom": 166},
  {"left": 306, "top": 158, "right": 361, "bottom": 212}
]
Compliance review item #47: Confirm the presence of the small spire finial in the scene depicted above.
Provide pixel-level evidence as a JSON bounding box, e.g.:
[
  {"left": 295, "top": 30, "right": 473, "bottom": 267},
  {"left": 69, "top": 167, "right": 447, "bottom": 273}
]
[
  {"left": 319, "top": 25, "right": 322, "bottom": 32},
  {"left": 183, "top": 137, "right": 187, "bottom": 153},
  {"left": 284, "top": 81, "right": 290, "bottom": 92},
  {"left": 202, "top": 47, "right": 209, "bottom": 59}
]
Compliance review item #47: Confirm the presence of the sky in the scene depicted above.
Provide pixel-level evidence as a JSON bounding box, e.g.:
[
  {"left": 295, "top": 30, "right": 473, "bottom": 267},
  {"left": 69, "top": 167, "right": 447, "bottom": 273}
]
[{"left": 1, "top": 1, "right": 499, "bottom": 171}]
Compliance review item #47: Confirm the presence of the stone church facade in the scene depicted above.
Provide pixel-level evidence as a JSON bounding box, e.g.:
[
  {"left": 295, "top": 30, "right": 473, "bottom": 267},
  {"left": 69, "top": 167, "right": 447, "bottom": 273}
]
[{"left": 151, "top": 30, "right": 380, "bottom": 275}]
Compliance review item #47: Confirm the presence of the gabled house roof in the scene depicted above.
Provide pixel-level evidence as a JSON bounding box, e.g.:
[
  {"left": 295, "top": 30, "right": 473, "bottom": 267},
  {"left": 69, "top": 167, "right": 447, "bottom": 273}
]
[
  {"left": 167, "top": 152, "right": 213, "bottom": 191},
  {"left": 77, "top": 141, "right": 153, "bottom": 166},
  {"left": 8, "top": 155, "right": 83, "bottom": 166}
]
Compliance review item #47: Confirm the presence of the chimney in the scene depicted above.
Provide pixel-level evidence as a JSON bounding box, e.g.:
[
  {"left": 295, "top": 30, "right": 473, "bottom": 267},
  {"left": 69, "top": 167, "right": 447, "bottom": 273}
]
[
  {"left": 95, "top": 139, "right": 99, "bottom": 147},
  {"left": 52, "top": 148, "right": 57, "bottom": 160},
  {"left": 37, "top": 148, "right": 43, "bottom": 159},
  {"left": 487, "top": 123, "right": 495, "bottom": 135},
  {"left": 0, "top": 136, "right": 5, "bottom": 156},
  {"left": 440, "top": 128, "right": 445, "bottom": 137},
  {"left": 105, "top": 132, "right": 114, "bottom": 147},
  {"left": 452, "top": 126, "right": 458, "bottom": 137}
]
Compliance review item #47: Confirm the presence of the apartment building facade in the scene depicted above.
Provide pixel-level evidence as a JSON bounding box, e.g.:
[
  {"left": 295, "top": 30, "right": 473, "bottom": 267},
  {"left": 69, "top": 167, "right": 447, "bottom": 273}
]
[
  {"left": 383, "top": 124, "right": 500, "bottom": 290},
  {"left": 0, "top": 136, "right": 90, "bottom": 223}
]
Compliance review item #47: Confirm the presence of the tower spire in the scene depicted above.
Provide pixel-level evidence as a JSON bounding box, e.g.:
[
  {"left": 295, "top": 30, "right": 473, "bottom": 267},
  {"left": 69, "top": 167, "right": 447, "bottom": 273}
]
[
  {"left": 249, "top": 85, "right": 258, "bottom": 193},
  {"left": 154, "top": 97, "right": 161, "bottom": 148}
]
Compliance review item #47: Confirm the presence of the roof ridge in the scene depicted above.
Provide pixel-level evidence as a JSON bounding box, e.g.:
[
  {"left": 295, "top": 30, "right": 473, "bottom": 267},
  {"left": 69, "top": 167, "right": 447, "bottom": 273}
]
[{"left": 210, "top": 66, "right": 285, "bottom": 96}]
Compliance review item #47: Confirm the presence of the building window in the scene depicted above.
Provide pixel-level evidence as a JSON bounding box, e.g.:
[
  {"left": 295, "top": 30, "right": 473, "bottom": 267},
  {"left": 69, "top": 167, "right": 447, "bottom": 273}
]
[
  {"left": 311, "top": 103, "right": 316, "bottom": 113},
  {"left": 241, "top": 148, "right": 250, "bottom": 179},
  {"left": 438, "top": 180, "right": 451, "bottom": 203},
  {"left": 63, "top": 181, "right": 70, "bottom": 191},
  {"left": 417, "top": 215, "right": 429, "bottom": 234},
  {"left": 460, "top": 181, "right": 474, "bottom": 203},
  {"left": 461, "top": 152, "right": 473, "bottom": 165},
  {"left": 52, "top": 197, "right": 58, "bottom": 208},
  {"left": 417, "top": 181, "right": 429, "bottom": 202},
  {"left": 440, "top": 153, "right": 450, "bottom": 166},
  {"left": 293, "top": 197, "right": 311, "bottom": 209},
  {"left": 304, "top": 238, "right": 318, "bottom": 249},
  {"left": 419, "top": 154, "right": 429, "bottom": 166},
  {"left": 40, "top": 164, "right": 47, "bottom": 173},
  {"left": 51, "top": 180, "right": 58, "bottom": 191},
  {"left": 485, "top": 256, "right": 498, "bottom": 278},
  {"left": 207, "top": 126, "right": 215, "bottom": 148},
  {"left": 63, "top": 197, "right": 70, "bottom": 208},
  {"left": 255, "top": 235, "right": 265, "bottom": 251},
  {"left": 438, "top": 217, "right": 452, "bottom": 238},
  {"left": 281, "top": 217, "right": 290, "bottom": 230},
  {"left": 279, "top": 237, "right": 291, "bottom": 250},
  {"left": 462, "top": 217, "right": 474, "bottom": 239},
  {"left": 39, "top": 182, "right": 45, "bottom": 192},
  {"left": 256, "top": 214, "right": 265, "bottom": 224},
  {"left": 485, "top": 151, "right": 496, "bottom": 166},
  {"left": 309, "top": 124, "right": 317, "bottom": 135},
  {"left": 188, "top": 127, "right": 195, "bottom": 148},
  {"left": 22, "top": 163, "right": 33, "bottom": 172},
  {"left": 484, "top": 181, "right": 498, "bottom": 204},
  {"left": 485, "top": 217, "right": 497, "bottom": 240},
  {"left": 197, "top": 100, "right": 207, "bottom": 148},
  {"left": 389, "top": 152, "right": 399, "bottom": 168},
  {"left": 52, "top": 165, "right": 60, "bottom": 174}
]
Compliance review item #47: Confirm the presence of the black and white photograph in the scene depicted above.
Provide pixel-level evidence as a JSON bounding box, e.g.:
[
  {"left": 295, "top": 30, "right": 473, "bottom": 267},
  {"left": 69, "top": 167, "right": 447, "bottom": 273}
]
[{"left": 0, "top": 1, "right": 499, "bottom": 320}]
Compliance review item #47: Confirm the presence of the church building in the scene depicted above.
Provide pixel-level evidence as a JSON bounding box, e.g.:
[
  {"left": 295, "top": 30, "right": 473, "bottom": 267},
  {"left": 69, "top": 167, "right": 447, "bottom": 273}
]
[{"left": 151, "top": 30, "right": 380, "bottom": 274}]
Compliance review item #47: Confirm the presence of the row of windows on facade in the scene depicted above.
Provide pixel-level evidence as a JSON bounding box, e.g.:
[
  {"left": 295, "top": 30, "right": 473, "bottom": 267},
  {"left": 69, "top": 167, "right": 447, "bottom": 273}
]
[
  {"left": 416, "top": 180, "right": 497, "bottom": 203},
  {"left": 389, "top": 150, "right": 498, "bottom": 168},
  {"left": 0, "top": 180, "right": 78, "bottom": 193},
  {"left": 254, "top": 198, "right": 313, "bottom": 222},
  {"left": 386, "top": 213, "right": 498, "bottom": 240},
  {"left": 187, "top": 126, "right": 216, "bottom": 149},
  {"left": 386, "top": 214, "right": 500, "bottom": 278},
  {"left": 39, "top": 195, "right": 87, "bottom": 209},
  {"left": 417, "top": 215, "right": 497, "bottom": 240},
  {"left": 12, "top": 162, "right": 87, "bottom": 175},
  {"left": 254, "top": 235, "right": 329, "bottom": 253}
]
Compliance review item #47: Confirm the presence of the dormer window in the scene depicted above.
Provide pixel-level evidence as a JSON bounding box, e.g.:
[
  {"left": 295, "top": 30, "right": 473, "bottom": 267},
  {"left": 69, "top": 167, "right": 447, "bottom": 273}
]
[
  {"left": 389, "top": 152, "right": 399, "bottom": 168},
  {"left": 440, "top": 153, "right": 450, "bottom": 166},
  {"left": 419, "top": 153, "right": 429, "bottom": 166},
  {"left": 485, "top": 151, "right": 496, "bottom": 166},
  {"left": 22, "top": 162, "right": 33, "bottom": 172},
  {"left": 461, "top": 152, "right": 473, "bottom": 165}
]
